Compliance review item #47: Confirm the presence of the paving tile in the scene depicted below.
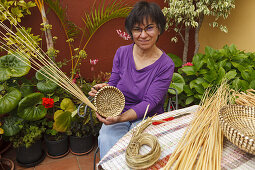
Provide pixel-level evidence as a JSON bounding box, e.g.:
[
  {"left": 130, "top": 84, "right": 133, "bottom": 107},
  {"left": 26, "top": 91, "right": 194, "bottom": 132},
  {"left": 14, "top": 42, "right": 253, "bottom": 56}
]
[
  {"left": 76, "top": 146, "right": 100, "bottom": 170},
  {"left": 35, "top": 157, "right": 80, "bottom": 170},
  {"left": 2, "top": 141, "right": 99, "bottom": 170},
  {"left": 40, "top": 150, "right": 74, "bottom": 165}
]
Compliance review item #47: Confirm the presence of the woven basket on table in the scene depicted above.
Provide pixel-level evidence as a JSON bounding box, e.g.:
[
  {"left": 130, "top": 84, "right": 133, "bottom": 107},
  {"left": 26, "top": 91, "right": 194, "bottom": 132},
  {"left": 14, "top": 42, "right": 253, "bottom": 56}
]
[
  {"left": 94, "top": 86, "right": 125, "bottom": 117},
  {"left": 219, "top": 104, "right": 255, "bottom": 155}
]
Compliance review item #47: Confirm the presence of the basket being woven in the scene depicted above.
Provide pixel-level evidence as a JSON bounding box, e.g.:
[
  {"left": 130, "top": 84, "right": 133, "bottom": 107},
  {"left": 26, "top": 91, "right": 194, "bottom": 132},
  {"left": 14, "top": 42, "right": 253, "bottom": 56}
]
[
  {"left": 94, "top": 86, "right": 125, "bottom": 117},
  {"left": 219, "top": 105, "right": 255, "bottom": 155}
]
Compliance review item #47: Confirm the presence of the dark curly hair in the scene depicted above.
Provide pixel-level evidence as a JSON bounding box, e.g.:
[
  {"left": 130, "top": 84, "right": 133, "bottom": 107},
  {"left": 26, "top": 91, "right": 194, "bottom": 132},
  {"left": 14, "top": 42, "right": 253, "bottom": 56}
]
[{"left": 125, "top": 1, "right": 166, "bottom": 39}]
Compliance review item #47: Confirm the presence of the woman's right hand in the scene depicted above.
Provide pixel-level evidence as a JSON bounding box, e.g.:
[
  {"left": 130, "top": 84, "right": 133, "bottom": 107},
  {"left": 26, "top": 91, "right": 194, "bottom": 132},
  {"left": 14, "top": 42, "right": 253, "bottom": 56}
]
[{"left": 88, "top": 83, "right": 108, "bottom": 97}]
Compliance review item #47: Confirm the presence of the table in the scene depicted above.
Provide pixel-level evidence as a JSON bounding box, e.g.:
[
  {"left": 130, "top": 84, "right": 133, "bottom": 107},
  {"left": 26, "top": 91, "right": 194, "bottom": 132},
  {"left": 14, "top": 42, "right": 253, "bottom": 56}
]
[{"left": 98, "top": 105, "right": 255, "bottom": 170}]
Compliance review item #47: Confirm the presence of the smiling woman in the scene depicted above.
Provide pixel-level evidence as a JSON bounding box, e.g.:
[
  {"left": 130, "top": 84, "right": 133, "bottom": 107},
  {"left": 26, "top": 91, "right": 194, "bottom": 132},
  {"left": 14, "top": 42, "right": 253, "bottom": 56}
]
[{"left": 88, "top": 1, "right": 175, "bottom": 159}]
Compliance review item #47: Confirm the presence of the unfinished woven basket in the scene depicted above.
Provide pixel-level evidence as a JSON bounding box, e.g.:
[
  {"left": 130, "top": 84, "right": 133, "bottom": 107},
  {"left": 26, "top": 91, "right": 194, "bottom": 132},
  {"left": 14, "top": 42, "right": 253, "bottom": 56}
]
[
  {"left": 219, "top": 105, "right": 255, "bottom": 155},
  {"left": 94, "top": 86, "right": 125, "bottom": 117}
]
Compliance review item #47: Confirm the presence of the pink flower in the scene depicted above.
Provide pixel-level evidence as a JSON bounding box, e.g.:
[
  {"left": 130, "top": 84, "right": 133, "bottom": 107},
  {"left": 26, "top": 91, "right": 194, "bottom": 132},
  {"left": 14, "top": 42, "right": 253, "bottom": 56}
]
[
  {"left": 90, "top": 59, "right": 99, "bottom": 65},
  {"left": 72, "top": 78, "right": 77, "bottom": 84},
  {"left": 182, "top": 62, "right": 193, "bottom": 67},
  {"left": 116, "top": 29, "right": 131, "bottom": 40}
]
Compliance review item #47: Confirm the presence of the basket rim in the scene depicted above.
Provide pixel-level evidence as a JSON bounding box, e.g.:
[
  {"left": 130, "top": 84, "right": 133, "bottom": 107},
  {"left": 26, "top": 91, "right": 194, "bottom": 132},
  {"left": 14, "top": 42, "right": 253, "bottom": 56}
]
[
  {"left": 94, "top": 86, "right": 125, "bottom": 117},
  {"left": 218, "top": 104, "right": 255, "bottom": 154}
]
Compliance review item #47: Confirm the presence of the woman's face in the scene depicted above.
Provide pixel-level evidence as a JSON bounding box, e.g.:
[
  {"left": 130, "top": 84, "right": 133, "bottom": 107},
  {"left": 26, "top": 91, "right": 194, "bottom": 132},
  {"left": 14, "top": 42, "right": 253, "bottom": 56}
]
[{"left": 132, "top": 19, "right": 160, "bottom": 51}]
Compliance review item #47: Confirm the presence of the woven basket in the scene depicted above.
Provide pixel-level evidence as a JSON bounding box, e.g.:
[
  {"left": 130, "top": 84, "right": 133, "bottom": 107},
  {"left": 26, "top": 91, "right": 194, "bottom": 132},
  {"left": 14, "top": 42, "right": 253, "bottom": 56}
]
[
  {"left": 219, "top": 104, "right": 255, "bottom": 155},
  {"left": 94, "top": 86, "right": 125, "bottom": 117}
]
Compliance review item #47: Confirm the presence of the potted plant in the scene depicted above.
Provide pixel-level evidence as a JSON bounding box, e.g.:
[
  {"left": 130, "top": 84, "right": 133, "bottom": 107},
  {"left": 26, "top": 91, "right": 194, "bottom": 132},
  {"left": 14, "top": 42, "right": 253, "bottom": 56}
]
[
  {"left": 68, "top": 116, "right": 95, "bottom": 155},
  {"left": 53, "top": 97, "right": 101, "bottom": 155},
  {"left": 9, "top": 120, "right": 46, "bottom": 168},
  {"left": 3, "top": 92, "right": 48, "bottom": 167},
  {"left": 43, "top": 120, "right": 69, "bottom": 158}
]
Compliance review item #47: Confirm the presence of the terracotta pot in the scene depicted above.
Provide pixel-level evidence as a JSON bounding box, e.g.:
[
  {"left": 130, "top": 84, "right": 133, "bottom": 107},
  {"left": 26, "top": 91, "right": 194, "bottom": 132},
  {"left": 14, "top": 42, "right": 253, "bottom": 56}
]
[{"left": 0, "top": 157, "right": 15, "bottom": 170}]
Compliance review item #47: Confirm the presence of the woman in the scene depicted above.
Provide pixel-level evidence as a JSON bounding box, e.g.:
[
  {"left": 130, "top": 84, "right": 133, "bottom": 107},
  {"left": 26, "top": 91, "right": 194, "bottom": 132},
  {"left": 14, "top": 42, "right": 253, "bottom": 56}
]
[{"left": 89, "top": 1, "right": 174, "bottom": 159}]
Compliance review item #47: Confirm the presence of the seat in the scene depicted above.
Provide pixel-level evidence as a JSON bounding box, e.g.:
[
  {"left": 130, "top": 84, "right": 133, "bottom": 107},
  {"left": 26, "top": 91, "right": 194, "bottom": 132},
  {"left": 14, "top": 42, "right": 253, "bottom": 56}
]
[{"left": 92, "top": 87, "right": 178, "bottom": 170}]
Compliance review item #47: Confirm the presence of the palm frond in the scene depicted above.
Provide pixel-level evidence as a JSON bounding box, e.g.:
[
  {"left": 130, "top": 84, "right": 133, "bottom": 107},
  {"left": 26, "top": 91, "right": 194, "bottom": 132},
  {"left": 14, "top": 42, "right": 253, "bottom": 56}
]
[
  {"left": 44, "top": 0, "right": 81, "bottom": 39},
  {"left": 81, "top": 0, "right": 131, "bottom": 49}
]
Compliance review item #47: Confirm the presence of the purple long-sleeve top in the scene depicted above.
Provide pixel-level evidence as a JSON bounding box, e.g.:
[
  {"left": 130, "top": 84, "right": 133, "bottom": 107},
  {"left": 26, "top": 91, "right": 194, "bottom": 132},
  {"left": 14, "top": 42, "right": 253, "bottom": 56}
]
[{"left": 108, "top": 44, "right": 174, "bottom": 119}]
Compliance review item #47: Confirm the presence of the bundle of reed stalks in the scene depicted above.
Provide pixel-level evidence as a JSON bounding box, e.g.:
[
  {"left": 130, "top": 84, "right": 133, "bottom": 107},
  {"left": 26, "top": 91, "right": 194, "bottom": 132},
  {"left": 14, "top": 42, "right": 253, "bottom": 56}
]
[
  {"left": 0, "top": 4, "right": 96, "bottom": 111},
  {"left": 163, "top": 82, "right": 233, "bottom": 170},
  {"left": 125, "top": 105, "right": 161, "bottom": 169},
  {"left": 233, "top": 89, "right": 255, "bottom": 107}
]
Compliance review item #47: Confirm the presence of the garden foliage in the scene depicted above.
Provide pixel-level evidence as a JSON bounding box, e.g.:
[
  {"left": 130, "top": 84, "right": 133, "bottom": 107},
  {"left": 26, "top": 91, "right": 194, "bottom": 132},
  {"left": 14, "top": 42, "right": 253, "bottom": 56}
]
[{"left": 170, "top": 45, "right": 255, "bottom": 106}]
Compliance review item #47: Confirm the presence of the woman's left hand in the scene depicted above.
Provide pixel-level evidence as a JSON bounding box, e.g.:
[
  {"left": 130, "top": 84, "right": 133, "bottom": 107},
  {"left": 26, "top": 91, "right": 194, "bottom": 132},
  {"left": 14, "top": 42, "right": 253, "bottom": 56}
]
[{"left": 96, "top": 113, "right": 120, "bottom": 125}]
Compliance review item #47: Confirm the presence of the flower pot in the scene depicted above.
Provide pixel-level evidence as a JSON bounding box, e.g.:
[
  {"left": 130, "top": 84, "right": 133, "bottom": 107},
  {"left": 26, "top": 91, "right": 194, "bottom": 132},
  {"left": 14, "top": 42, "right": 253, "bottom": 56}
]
[
  {"left": 0, "top": 157, "right": 15, "bottom": 170},
  {"left": 69, "top": 135, "right": 94, "bottom": 155},
  {"left": 44, "top": 134, "right": 69, "bottom": 158},
  {"left": 16, "top": 140, "right": 45, "bottom": 168}
]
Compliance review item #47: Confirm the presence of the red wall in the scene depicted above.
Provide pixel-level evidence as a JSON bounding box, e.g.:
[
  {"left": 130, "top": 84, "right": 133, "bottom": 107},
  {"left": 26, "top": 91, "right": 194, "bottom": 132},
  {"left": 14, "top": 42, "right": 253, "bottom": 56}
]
[{"left": 21, "top": 0, "right": 194, "bottom": 80}]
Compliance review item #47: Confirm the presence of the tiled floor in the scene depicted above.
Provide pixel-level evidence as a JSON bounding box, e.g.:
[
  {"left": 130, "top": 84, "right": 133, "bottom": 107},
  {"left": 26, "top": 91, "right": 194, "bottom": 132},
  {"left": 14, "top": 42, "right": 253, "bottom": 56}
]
[{"left": 2, "top": 143, "right": 100, "bottom": 170}]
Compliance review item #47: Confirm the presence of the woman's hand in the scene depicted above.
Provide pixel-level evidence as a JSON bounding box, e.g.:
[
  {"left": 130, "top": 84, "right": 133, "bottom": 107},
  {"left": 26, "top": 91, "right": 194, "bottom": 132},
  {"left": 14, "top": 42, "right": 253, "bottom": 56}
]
[
  {"left": 96, "top": 109, "right": 138, "bottom": 125},
  {"left": 96, "top": 113, "right": 120, "bottom": 125},
  {"left": 88, "top": 83, "right": 108, "bottom": 97}
]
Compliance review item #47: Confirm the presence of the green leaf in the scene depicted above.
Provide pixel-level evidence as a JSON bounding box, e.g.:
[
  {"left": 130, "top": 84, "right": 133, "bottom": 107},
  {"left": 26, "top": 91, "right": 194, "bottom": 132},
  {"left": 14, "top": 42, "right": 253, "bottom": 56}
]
[
  {"left": 53, "top": 110, "right": 72, "bottom": 132},
  {"left": 37, "top": 80, "right": 58, "bottom": 94},
  {"left": 182, "top": 85, "right": 193, "bottom": 96},
  {"left": 239, "top": 80, "right": 249, "bottom": 91},
  {"left": 225, "top": 70, "right": 237, "bottom": 80},
  {"left": 167, "top": 53, "right": 182, "bottom": 67},
  {"left": 216, "top": 67, "right": 225, "bottom": 85},
  {"left": 241, "top": 70, "right": 250, "bottom": 81},
  {"left": 204, "top": 70, "right": 217, "bottom": 83},
  {"left": 185, "top": 96, "right": 194, "bottom": 105},
  {"left": 0, "top": 54, "right": 31, "bottom": 81},
  {"left": 36, "top": 67, "right": 58, "bottom": 93},
  {"left": 192, "top": 54, "right": 204, "bottom": 71},
  {"left": 190, "top": 83, "right": 204, "bottom": 94},
  {"left": 205, "top": 46, "right": 214, "bottom": 57},
  {"left": 169, "top": 73, "right": 185, "bottom": 94},
  {"left": 2, "top": 116, "right": 23, "bottom": 136},
  {"left": 20, "top": 83, "right": 33, "bottom": 97},
  {"left": 249, "top": 80, "right": 255, "bottom": 89},
  {"left": 60, "top": 98, "right": 76, "bottom": 112},
  {"left": 0, "top": 87, "right": 22, "bottom": 114},
  {"left": 182, "top": 66, "right": 196, "bottom": 75},
  {"left": 17, "top": 93, "right": 47, "bottom": 121},
  {"left": 231, "top": 78, "right": 241, "bottom": 90}
]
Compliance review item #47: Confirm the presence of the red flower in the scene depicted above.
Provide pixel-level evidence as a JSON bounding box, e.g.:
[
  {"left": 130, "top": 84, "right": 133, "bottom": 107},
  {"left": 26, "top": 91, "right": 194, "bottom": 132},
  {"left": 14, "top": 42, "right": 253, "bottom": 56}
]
[
  {"left": 42, "top": 98, "right": 54, "bottom": 108},
  {"left": 182, "top": 62, "right": 193, "bottom": 67}
]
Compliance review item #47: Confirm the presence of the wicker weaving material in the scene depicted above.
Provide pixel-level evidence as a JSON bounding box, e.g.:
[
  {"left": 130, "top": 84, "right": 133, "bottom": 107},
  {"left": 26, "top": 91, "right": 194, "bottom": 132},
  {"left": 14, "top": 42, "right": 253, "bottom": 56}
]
[
  {"left": 94, "top": 86, "right": 125, "bottom": 117},
  {"left": 219, "top": 105, "right": 255, "bottom": 155}
]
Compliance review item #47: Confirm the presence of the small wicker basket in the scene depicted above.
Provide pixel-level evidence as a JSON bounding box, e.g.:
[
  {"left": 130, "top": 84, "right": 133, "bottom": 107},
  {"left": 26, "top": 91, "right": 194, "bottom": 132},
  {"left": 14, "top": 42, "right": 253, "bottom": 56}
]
[
  {"left": 219, "top": 104, "right": 255, "bottom": 155},
  {"left": 94, "top": 86, "right": 125, "bottom": 117}
]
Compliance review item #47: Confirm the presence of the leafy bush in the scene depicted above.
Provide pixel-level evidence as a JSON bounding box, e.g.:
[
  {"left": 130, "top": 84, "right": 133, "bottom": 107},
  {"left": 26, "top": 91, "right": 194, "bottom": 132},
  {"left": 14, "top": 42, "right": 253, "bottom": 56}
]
[{"left": 171, "top": 45, "right": 255, "bottom": 106}]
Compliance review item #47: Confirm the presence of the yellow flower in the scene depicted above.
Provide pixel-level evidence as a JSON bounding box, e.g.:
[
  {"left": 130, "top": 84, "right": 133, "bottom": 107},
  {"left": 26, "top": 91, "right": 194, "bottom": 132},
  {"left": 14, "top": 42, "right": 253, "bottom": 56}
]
[
  {"left": 0, "top": 122, "right": 3, "bottom": 134},
  {"left": 0, "top": 128, "right": 4, "bottom": 134}
]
